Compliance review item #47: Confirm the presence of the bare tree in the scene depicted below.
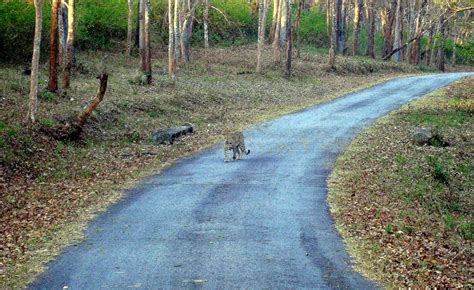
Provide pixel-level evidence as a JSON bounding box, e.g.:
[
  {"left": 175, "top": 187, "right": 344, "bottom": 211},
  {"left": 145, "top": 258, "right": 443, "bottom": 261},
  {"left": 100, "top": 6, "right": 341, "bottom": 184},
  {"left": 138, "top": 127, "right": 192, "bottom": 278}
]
[
  {"left": 204, "top": 0, "right": 209, "bottom": 49},
  {"left": 365, "top": 0, "right": 375, "bottom": 58},
  {"left": 126, "top": 0, "right": 134, "bottom": 56},
  {"left": 329, "top": 0, "right": 337, "bottom": 68},
  {"left": 269, "top": 0, "right": 280, "bottom": 43},
  {"left": 48, "top": 0, "right": 59, "bottom": 92},
  {"left": 169, "top": 0, "right": 177, "bottom": 81},
  {"left": 257, "top": 0, "right": 269, "bottom": 73},
  {"left": 143, "top": 0, "right": 151, "bottom": 83},
  {"left": 391, "top": 0, "right": 401, "bottom": 62},
  {"left": 62, "top": 0, "right": 75, "bottom": 89},
  {"left": 28, "top": 0, "right": 42, "bottom": 123},
  {"left": 351, "top": 0, "right": 363, "bottom": 56}
]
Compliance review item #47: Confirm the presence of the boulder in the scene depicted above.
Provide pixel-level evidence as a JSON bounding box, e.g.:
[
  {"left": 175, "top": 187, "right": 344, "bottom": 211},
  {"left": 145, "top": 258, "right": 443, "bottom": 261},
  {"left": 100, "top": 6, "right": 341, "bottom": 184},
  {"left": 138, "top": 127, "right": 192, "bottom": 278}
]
[
  {"left": 152, "top": 123, "right": 194, "bottom": 145},
  {"left": 412, "top": 126, "right": 432, "bottom": 146}
]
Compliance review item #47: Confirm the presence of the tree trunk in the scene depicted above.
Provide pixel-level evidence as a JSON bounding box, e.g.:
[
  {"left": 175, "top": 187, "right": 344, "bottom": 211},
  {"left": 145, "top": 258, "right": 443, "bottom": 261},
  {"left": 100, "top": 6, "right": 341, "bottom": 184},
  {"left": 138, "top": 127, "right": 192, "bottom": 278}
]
[
  {"left": 273, "top": 0, "right": 283, "bottom": 64},
  {"left": 62, "top": 0, "right": 75, "bottom": 89},
  {"left": 139, "top": 0, "right": 146, "bottom": 73},
  {"left": 203, "top": 0, "right": 209, "bottom": 49},
  {"left": 342, "top": 0, "right": 349, "bottom": 54},
  {"left": 126, "top": 0, "right": 134, "bottom": 56},
  {"left": 326, "top": 0, "right": 330, "bottom": 41},
  {"left": 181, "top": 0, "right": 196, "bottom": 63},
  {"left": 169, "top": 0, "right": 177, "bottom": 81},
  {"left": 336, "top": 0, "right": 344, "bottom": 53},
  {"left": 279, "top": 0, "right": 288, "bottom": 47},
  {"left": 285, "top": 0, "right": 293, "bottom": 78},
  {"left": 405, "top": 0, "right": 415, "bottom": 61},
  {"left": 57, "top": 3, "right": 65, "bottom": 67},
  {"left": 296, "top": 0, "right": 303, "bottom": 58},
  {"left": 391, "top": 0, "right": 401, "bottom": 62},
  {"left": 174, "top": 0, "right": 181, "bottom": 60},
  {"left": 257, "top": 0, "right": 268, "bottom": 73},
  {"left": 48, "top": 0, "right": 59, "bottom": 93},
  {"left": 436, "top": 13, "right": 446, "bottom": 71},
  {"left": 365, "top": 0, "right": 375, "bottom": 58},
  {"left": 351, "top": 0, "right": 363, "bottom": 56},
  {"left": 425, "top": 21, "right": 433, "bottom": 66},
  {"left": 135, "top": 0, "right": 140, "bottom": 47},
  {"left": 329, "top": 0, "right": 337, "bottom": 68},
  {"left": 269, "top": 0, "right": 280, "bottom": 43},
  {"left": 381, "top": 0, "right": 395, "bottom": 58},
  {"left": 144, "top": 0, "right": 151, "bottom": 83},
  {"left": 409, "top": 0, "right": 427, "bottom": 65},
  {"left": 28, "top": 0, "right": 42, "bottom": 123}
]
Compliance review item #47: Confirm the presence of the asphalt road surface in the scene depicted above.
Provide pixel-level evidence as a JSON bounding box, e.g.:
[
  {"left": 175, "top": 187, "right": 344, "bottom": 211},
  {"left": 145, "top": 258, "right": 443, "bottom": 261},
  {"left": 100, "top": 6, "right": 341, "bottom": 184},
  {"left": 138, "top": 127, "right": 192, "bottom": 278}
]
[{"left": 30, "top": 73, "right": 472, "bottom": 289}]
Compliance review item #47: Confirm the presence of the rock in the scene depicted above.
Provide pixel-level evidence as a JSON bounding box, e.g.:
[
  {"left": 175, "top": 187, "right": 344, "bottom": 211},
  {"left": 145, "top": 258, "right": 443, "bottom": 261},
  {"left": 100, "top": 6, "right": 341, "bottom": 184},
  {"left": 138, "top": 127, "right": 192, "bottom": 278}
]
[
  {"left": 152, "top": 123, "right": 194, "bottom": 145},
  {"left": 412, "top": 126, "right": 432, "bottom": 146}
]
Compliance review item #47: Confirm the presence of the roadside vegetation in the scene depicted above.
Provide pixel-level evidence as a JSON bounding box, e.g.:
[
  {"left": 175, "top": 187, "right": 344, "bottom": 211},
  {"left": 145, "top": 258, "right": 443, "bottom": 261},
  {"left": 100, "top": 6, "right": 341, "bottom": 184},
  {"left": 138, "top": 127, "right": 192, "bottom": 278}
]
[{"left": 328, "top": 77, "right": 473, "bottom": 287}]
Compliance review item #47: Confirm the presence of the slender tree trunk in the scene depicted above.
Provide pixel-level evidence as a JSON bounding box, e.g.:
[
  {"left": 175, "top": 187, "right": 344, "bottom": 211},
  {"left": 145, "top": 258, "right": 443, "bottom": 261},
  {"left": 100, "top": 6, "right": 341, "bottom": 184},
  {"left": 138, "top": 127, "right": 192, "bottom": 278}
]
[
  {"left": 273, "top": 0, "right": 283, "bottom": 64},
  {"left": 63, "top": 0, "right": 75, "bottom": 89},
  {"left": 57, "top": 3, "right": 65, "bottom": 67},
  {"left": 425, "top": 20, "right": 433, "bottom": 66},
  {"left": 326, "top": 0, "right": 331, "bottom": 41},
  {"left": 203, "top": 0, "right": 209, "bottom": 49},
  {"left": 126, "top": 0, "right": 134, "bottom": 56},
  {"left": 351, "top": 0, "right": 363, "bottom": 56},
  {"left": 174, "top": 0, "right": 181, "bottom": 59},
  {"left": 336, "top": 0, "right": 344, "bottom": 53},
  {"left": 135, "top": 0, "right": 140, "bottom": 47},
  {"left": 296, "top": 0, "right": 303, "bottom": 58},
  {"left": 342, "top": 0, "right": 349, "bottom": 54},
  {"left": 269, "top": 0, "right": 280, "bottom": 43},
  {"left": 144, "top": 0, "right": 151, "bottom": 83},
  {"left": 329, "top": 0, "right": 337, "bottom": 68},
  {"left": 409, "top": 0, "right": 427, "bottom": 64},
  {"left": 139, "top": 0, "right": 146, "bottom": 72},
  {"left": 405, "top": 0, "right": 415, "bottom": 61},
  {"left": 279, "top": 0, "right": 288, "bottom": 47},
  {"left": 391, "top": 0, "right": 401, "bottom": 62},
  {"left": 381, "top": 0, "right": 395, "bottom": 58},
  {"left": 168, "top": 0, "right": 177, "bottom": 81},
  {"left": 28, "top": 0, "right": 42, "bottom": 123},
  {"left": 48, "top": 0, "right": 59, "bottom": 92},
  {"left": 181, "top": 0, "right": 196, "bottom": 63},
  {"left": 436, "top": 12, "right": 446, "bottom": 71},
  {"left": 285, "top": 0, "right": 293, "bottom": 78},
  {"left": 365, "top": 0, "right": 375, "bottom": 58},
  {"left": 257, "top": 0, "right": 268, "bottom": 73}
]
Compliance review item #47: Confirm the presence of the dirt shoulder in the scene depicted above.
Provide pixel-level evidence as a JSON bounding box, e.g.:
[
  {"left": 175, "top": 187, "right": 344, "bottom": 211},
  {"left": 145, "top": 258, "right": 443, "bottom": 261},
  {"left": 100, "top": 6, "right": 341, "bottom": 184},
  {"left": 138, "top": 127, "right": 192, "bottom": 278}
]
[
  {"left": 328, "top": 77, "right": 473, "bottom": 287},
  {"left": 1, "top": 45, "right": 420, "bottom": 287}
]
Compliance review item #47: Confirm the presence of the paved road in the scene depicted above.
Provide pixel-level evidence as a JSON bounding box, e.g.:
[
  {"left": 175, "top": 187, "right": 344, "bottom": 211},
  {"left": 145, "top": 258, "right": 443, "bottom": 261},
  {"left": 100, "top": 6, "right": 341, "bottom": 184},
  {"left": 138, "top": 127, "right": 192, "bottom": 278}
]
[{"left": 30, "top": 73, "right": 471, "bottom": 289}]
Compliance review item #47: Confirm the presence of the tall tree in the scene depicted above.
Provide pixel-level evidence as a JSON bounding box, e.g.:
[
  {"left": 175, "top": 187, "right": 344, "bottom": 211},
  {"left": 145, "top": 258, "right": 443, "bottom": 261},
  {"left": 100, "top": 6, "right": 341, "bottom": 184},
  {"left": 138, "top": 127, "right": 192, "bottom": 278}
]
[
  {"left": 28, "top": 0, "right": 42, "bottom": 123},
  {"left": 326, "top": 0, "right": 331, "bottom": 40},
  {"left": 139, "top": 0, "right": 145, "bottom": 70},
  {"left": 257, "top": 0, "right": 268, "bottom": 73},
  {"left": 181, "top": 0, "right": 197, "bottom": 62},
  {"left": 285, "top": 0, "right": 293, "bottom": 77},
  {"left": 336, "top": 0, "right": 344, "bottom": 53},
  {"left": 408, "top": 0, "right": 427, "bottom": 64},
  {"left": 381, "top": 0, "right": 395, "bottom": 58},
  {"left": 391, "top": 0, "right": 401, "bottom": 62},
  {"left": 48, "top": 0, "right": 59, "bottom": 92},
  {"left": 329, "top": 0, "right": 337, "bottom": 67},
  {"left": 203, "top": 0, "right": 209, "bottom": 49},
  {"left": 436, "top": 11, "right": 447, "bottom": 71},
  {"left": 273, "top": 0, "right": 283, "bottom": 64},
  {"left": 295, "top": 0, "right": 304, "bottom": 58},
  {"left": 62, "top": 0, "right": 75, "bottom": 89},
  {"left": 168, "top": 0, "right": 177, "bottom": 81},
  {"left": 126, "top": 0, "right": 134, "bottom": 56},
  {"left": 269, "top": 0, "right": 280, "bottom": 43},
  {"left": 57, "top": 1, "right": 66, "bottom": 66},
  {"left": 365, "top": 0, "right": 375, "bottom": 58},
  {"left": 351, "top": 0, "right": 363, "bottom": 56},
  {"left": 143, "top": 0, "right": 151, "bottom": 83}
]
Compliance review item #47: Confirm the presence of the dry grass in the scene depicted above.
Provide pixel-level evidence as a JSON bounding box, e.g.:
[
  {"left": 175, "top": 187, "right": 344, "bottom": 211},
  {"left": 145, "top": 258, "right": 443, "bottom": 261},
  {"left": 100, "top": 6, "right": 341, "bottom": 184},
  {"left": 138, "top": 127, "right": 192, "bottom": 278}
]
[
  {"left": 0, "top": 44, "right": 419, "bottom": 287},
  {"left": 328, "top": 77, "right": 473, "bottom": 287}
]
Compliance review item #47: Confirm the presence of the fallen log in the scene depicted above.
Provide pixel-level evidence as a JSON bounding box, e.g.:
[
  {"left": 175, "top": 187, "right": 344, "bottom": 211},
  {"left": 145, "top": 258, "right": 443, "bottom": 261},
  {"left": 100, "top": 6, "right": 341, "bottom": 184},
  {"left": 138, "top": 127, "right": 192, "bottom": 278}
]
[{"left": 44, "top": 73, "right": 108, "bottom": 140}]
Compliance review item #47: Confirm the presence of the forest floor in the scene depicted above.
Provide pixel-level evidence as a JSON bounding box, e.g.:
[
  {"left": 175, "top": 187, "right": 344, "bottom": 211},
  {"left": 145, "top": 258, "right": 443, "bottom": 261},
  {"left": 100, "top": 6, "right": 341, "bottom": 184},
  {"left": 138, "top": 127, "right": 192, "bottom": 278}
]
[
  {"left": 1, "top": 45, "right": 428, "bottom": 287},
  {"left": 328, "top": 77, "right": 473, "bottom": 287}
]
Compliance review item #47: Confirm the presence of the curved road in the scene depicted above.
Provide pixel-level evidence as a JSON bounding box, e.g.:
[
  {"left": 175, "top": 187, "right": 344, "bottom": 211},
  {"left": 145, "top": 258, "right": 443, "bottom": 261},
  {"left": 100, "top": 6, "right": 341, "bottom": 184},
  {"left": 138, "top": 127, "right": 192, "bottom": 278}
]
[{"left": 30, "top": 73, "right": 471, "bottom": 288}]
